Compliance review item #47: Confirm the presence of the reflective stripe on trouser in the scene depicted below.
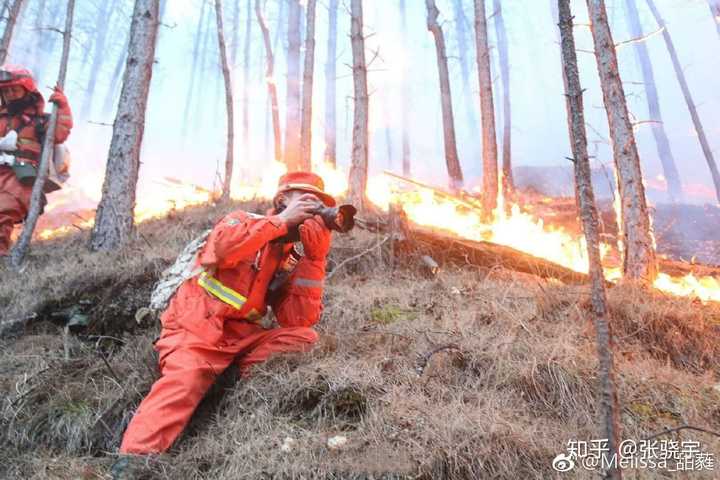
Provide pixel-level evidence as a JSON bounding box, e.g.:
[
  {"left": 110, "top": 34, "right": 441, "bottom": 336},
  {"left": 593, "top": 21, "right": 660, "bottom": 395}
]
[
  {"left": 197, "top": 271, "right": 247, "bottom": 309},
  {"left": 119, "top": 325, "right": 319, "bottom": 454}
]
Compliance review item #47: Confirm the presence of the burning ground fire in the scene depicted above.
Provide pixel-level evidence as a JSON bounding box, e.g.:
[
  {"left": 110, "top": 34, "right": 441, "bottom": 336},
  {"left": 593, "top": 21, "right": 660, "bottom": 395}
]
[{"left": 25, "top": 161, "right": 720, "bottom": 303}]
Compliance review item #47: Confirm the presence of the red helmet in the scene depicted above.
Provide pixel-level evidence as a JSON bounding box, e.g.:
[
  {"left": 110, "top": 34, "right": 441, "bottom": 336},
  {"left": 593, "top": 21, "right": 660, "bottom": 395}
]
[{"left": 0, "top": 65, "right": 40, "bottom": 96}]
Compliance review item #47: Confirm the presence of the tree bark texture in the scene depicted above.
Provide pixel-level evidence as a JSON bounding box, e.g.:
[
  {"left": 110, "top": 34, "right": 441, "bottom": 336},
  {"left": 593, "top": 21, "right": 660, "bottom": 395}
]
[
  {"left": 645, "top": 0, "right": 720, "bottom": 204},
  {"left": 348, "top": 0, "right": 369, "bottom": 210},
  {"left": 451, "top": 0, "right": 477, "bottom": 128},
  {"left": 473, "top": 0, "right": 498, "bottom": 217},
  {"left": 493, "top": 0, "right": 513, "bottom": 196},
  {"left": 426, "top": 0, "right": 464, "bottom": 191},
  {"left": 624, "top": 0, "right": 682, "bottom": 203},
  {"left": 285, "top": 0, "right": 302, "bottom": 170},
  {"left": 89, "top": 0, "right": 160, "bottom": 251},
  {"left": 586, "top": 0, "right": 657, "bottom": 282},
  {"left": 80, "top": 0, "right": 117, "bottom": 120},
  {"left": 299, "top": 0, "right": 316, "bottom": 171},
  {"left": 400, "top": 0, "right": 411, "bottom": 176},
  {"left": 242, "top": 0, "right": 251, "bottom": 165},
  {"left": 0, "top": 0, "right": 25, "bottom": 64},
  {"left": 214, "top": 0, "right": 236, "bottom": 201},
  {"left": 324, "top": 0, "right": 338, "bottom": 167},
  {"left": 256, "top": 0, "right": 281, "bottom": 162},
  {"left": 9, "top": 0, "right": 75, "bottom": 268},
  {"left": 558, "top": 2, "right": 622, "bottom": 478}
]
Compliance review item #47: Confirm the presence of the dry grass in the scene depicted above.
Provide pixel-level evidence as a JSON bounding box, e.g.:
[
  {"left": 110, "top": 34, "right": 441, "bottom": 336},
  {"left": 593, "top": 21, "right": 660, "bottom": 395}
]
[{"left": 1, "top": 202, "right": 719, "bottom": 479}]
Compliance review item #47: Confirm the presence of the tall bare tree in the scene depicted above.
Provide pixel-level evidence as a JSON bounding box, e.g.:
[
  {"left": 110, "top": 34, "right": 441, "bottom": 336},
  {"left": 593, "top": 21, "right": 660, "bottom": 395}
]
[
  {"left": 0, "top": 0, "right": 25, "bottom": 64},
  {"left": 242, "top": 0, "right": 251, "bottom": 167},
  {"left": 400, "top": 0, "right": 411, "bottom": 176},
  {"left": 214, "top": 0, "right": 235, "bottom": 201},
  {"left": 709, "top": 0, "right": 720, "bottom": 39},
  {"left": 493, "top": 0, "right": 513, "bottom": 197},
  {"left": 299, "top": 0, "right": 316, "bottom": 171},
  {"left": 586, "top": 0, "right": 657, "bottom": 281},
  {"left": 285, "top": 0, "right": 302, "bottom": 170},
  {"left": 324, "top": 0, "right": 338, "bottom": 167},
  {"left": 348, "top": 0, "right": 369, "bottom": 210},
  {"left": 89, "top": 0, "right": 160, "bottom": 251},
  {"left": 256, "top": 0, "right": 281, "bottom": 162},
  {"left": 646, "top": 0, "right": 720, "bottom": 204},
  {"left": 558, "top": 2, "right": 622, "bottom": 478},
  {"left": 9, "top": 0, "right": 75, "bottom": 268},
  {"left": 80, "top": 0, "right": 117, "bottom": 120},
  {"left": 624, "top": 0, "right": 682, "bottom": 202},
  {"left": 451, "top": 0, "right": 477, "bottom": 128},
  {"left": 473, "top": 0, "right": 498, "bottom": 217},
  {"left": 426, "top": 0, "right": 464, "bottom": 190},
  {"left": 181, "top": 0, "right": 208, "bottom": 134}
]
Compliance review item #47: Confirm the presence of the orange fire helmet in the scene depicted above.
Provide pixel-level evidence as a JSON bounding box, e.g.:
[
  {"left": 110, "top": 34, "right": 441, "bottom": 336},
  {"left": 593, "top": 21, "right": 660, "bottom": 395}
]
[{"left": 275, "top": 171, "right": 336, "bottom": 207}]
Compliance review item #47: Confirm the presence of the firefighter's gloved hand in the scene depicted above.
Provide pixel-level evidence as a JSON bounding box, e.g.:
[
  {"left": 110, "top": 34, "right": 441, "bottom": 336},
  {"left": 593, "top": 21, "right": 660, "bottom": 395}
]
[
  {"left": 299, "top": 215, "right": 331, "bottom": 261},
  {"left": 49, "top": 87, "right": 68, "bottom": 108}
]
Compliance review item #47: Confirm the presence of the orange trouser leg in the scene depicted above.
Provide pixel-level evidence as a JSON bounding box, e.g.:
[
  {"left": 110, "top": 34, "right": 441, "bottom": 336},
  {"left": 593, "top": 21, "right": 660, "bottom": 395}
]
[
  {"left": 0, "top": 168, "right": 30, "bottom": 255},
  {"left": 236, "top": 327, "right": 319, "bottom": 377},
  {"left": 119, "top": 328, "right": 237, "bottom": 454}
]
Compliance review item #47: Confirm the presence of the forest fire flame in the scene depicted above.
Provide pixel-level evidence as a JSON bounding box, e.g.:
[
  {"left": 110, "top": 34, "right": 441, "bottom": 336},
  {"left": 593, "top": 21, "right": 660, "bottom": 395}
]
[{"left": 30, "top": 162, "right": 720, "bottom": 303}]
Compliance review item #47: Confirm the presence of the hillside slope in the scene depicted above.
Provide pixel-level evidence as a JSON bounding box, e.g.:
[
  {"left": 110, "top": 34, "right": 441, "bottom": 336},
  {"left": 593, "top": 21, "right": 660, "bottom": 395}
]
[{"left": 1, "top": 202, "right": 719, "bottom": 479}]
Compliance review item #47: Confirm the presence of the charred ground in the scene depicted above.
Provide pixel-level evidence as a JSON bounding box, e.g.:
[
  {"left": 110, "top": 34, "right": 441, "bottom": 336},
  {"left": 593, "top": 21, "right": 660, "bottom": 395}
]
[{"left": 1, "top": 201, "right": 719, "bottom": 479}]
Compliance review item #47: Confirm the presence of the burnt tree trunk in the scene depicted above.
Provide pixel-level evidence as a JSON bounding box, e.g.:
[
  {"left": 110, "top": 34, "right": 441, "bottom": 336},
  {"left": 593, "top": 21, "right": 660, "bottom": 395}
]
[
  {"left": 473, "top": 0, "right": 498, "bottom": 217},
  {"left": 624, "top": 0, "right": 682, "bottom": 203},
  {"left": 256, "top": 0, "right": 281, "bottom": 162},
  {"left": 586, "top": 0, "right": 657, "bottom": 282},
  {"left": 348, "top": 0, "right": 369, "bottom": 210},
  {"left": 709, "top": 0, "right": 720, "bottom": 39},
  {"left": 89, "top": 0, "right": 160, "bottom": 251},
  {"left": 493, "top": 0, "right": 513, "bottom": 196},
  {"left": 558, "top": 1, "right": 622, "bottom": 478},
  {"left": 80, "top": 0, "right": 117, "bottom": 120},
  {"left": 242, "top": 0, "right": 251, "bottom": 166},
  {"left": 451, "top": 0, "right": 477, "bottom": 128},
  {"left": 9, "top": 0, "right": 75, "bottom": 268},
  {"left": 215, "top": 0, "right": 236, "bottom": 201},
  {"left": 0, "top": 0, "right": 25, "bottom": 64},
  {"left": 646, "top": 0, "right": 720, "bottom": 204},
  {"left": 285, "top": 0, "right": 302, "bottom": 170},
  {"left": 426, "top": 0, "right": 464, "bottom": 190},
  {"left": 181, "top": 0, "right": 208, "bottom": 133},
  {"left": 299, "top": 0, "right": 316, "bottom": 171},
  {"left": 324, "top": 0, "right": 338, "bottom": 167},
  {"left": 400, "top": 0, "right": 411, "bottom": 176}
]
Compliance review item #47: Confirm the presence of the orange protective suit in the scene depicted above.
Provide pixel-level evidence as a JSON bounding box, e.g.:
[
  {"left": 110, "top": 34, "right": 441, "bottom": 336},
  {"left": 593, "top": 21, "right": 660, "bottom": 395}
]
[
  {"left": 0, "top": 66, "right": 73, "bottom": 255},
  {"left": 120, "top": 210, "right": 328, "bottom": 454}
]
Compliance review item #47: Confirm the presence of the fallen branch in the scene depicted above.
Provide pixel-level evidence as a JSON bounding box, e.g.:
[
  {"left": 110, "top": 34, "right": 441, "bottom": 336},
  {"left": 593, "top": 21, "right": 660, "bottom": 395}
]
[
  {"left": 327, "top": 235, "right": 390, "bottom": 280},
  {"left": 643, "top": 424, "right": 720, "bottom": 442}
]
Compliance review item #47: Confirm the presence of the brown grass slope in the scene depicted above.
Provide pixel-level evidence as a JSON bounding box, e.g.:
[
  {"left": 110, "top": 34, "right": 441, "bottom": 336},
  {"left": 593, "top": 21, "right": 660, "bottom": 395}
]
[{"left": 1, "top": 201, "right": 719, "bottom": 479}]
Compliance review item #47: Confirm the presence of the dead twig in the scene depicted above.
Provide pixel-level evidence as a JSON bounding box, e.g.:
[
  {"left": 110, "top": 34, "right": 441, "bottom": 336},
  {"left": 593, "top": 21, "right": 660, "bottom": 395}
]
[
  {"left": 326, "top": 235, "right": 390, "bottom": 280},
  {"left": 642, "top": 424, "right": 720, "bottom": 442},
  {"left": 415, "top": 344, "right": 462, "bottom": 376}
]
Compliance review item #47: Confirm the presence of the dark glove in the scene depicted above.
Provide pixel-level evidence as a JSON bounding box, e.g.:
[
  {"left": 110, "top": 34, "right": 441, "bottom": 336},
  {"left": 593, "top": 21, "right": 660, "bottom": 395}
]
[
  {"left": 49, "top": 87, "right": 68, "bottom": 108},
  {"left": 299, "top": 215, "right": 331, "bottom": 261}
]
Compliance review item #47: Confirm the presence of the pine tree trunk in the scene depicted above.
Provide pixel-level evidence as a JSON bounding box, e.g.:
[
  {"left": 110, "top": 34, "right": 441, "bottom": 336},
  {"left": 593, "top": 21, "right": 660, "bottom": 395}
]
[
  {"left": 473, "top": 0, "right": 498, "bottom": 217},
  {"left": 0, "top": 0, "right": 25, "bottom": 64},
  {"left": 80, "top": 0, "right": 117, "bottom": 120},
  {"left": 709, "top": 0, "right": 720, "bottom": 39},
  {"left": 89, "top": 0, "right": 160, "bottom": 252},
  {"left": 646, "top": 0, "right": 720, "bottom": 204},
  {"left": 214, "top": 0, "right": 235, "bottom": 201},
  {"left": 285, "top": 0, "right": 302, "bottom": 170},
  {"left": 400, "top": 0, "right": 411, "bottom": 176},
  {"left": 493, "top": 0, "right": 513, "bottom": 196},
  {"left": 586, "top": 0, "right": 657, "bottom": 282},
  {"left": 558, "top": 2, "right": 622, "bottom": 478},
  {"left": 8, "top": 0, "right": 75, "bottom": 268},
  {"left": 256, "top": 0, "right": 281, "bottom": 162},
  {"left": 348, "top": 0, "right": 369, "bottom": 210},
  {"left": 102, "top": 33, "right": 130, "bottom": 115},
  {"left": 299, "top": 0, "right": 316, "bottom": 171},
  {"left": 324, "top": 0, "right": 338, "bottom": 167},
  {"left": 624, "top": 0, "right": 682, "bottom": 203},
  {"left": 242, "top": 0, "right": 251, "bottom": 165},
  {"left": 426, "top": 0, "right": 464, "bottom": 191},
  {"left": 181, "top": 0, "right": 208, "bottom": 133},
  {"left": 451, "top": 0, "right": 477, "bottom": 129}
]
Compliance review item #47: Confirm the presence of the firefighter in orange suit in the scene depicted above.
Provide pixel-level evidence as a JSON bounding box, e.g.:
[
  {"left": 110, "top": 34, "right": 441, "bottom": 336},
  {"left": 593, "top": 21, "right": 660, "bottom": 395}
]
[
  {"left": 118, "top": 171, "right": 333, "bottom": 455},
  {"left": 0, "top": 66, "right": 73, "bottom": 256}
]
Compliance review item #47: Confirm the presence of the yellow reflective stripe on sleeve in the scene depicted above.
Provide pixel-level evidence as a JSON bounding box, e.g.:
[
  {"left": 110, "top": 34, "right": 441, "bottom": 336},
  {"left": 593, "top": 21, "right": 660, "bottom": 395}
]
[{"left": 197, "top": 271, "right": 247, "bottom": 309}]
